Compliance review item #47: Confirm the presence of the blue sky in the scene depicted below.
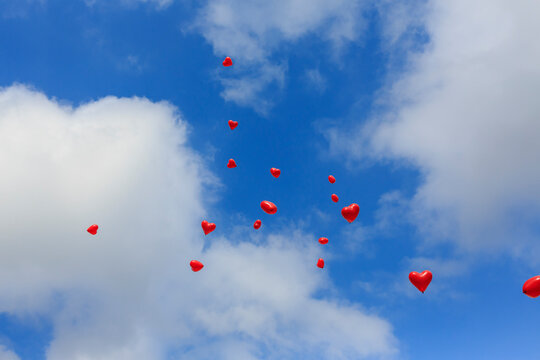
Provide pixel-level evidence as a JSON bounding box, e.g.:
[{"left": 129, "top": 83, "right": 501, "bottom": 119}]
[{"left": 1, "top": 0, "right": 540, "bottom": 359}]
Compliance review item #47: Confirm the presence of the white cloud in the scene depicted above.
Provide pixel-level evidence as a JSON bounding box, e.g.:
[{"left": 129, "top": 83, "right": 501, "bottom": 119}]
[
  {"left": 0, "top": 345, "right": 20, "bottom": 360},
  {"left": 219, "top": 63, "right": 287, "bottom": 113},
  {"left": 0, "top": 85, "right": 396, "bottom": 359},
  {"left": 328, "top": 0, "right": 540, "bottom": 264},
  {"left": 193, "top": 0, "right": 366, "bottom": 112},
  {"left": 85, "top": 0, "right": 173, "bottom": 9},
  {"left": 305, "top": 68, "right": 327, "bottom": 93},
  {"left": 140, "top": 0, "right": 172, "bottom": 6},
  {"left": 0, "top": 0, "right": 45, "bottom": 19},
  {"left": 116, "top": 55, "right": 145, "bottom": 73}
]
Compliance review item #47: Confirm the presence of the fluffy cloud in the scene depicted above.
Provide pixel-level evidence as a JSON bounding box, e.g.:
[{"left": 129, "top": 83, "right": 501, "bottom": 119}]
[
  {"left": 193, "top": 0, "right": 366, "bottom": 113},
  {"left": 0, "top": 85, "right": 396, "bottom": 359},
  {"left": 328, "top": 0, "right": 540, "bottom": 263}
]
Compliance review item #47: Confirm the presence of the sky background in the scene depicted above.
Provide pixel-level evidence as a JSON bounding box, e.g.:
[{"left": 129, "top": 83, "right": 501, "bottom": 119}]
[{"left": 0, "top": 0, "right": 539, "bottom": 359}]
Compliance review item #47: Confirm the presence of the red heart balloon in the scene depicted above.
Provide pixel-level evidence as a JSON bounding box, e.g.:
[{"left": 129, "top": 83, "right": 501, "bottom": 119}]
[
  {"left": 328, "top": 175, "right": 336, "bottom": 184},
  {"left": 318, "top": 237, "right": 328, "bottom": 245},
  {"left": 222, "top": 57, "right": 233, "bottom": 67},
  {"left": 87, "top": 224, "right": 98, "bottom": 235},
  {"left": 270, "top": 168, "right": 281, "bottom": 178},
  {"left": 261, "top": 200, "right": 277, "bottom": 215},
  {"left": 409, "top": 270, "right": 433, "bottom": 293},
  {"left": 227, "top": 159, "right": 237, "bottom": 168},
  {"left": 317, "top": 258, "right": 325, "bottom": 268},
  {"left": 253, "top": 219, "right": 262, "bottom": 229},
  {"left": 228, "top": 120, "right": 238, "bottom": 130},
  {"left": 201, "top": 220, "right": 216, "bottom": 235},
  {"left": 341, "top": 203, "right": 359, "bottom": 223},
  {"left": 190, "top": 260, "right": 204, "bottom": 272},
  {"left": 523, "top": 276, "right": 540, "bottom": 298},
  {"left": 331, "top": 194, "right": 339, "bottom": 202}
]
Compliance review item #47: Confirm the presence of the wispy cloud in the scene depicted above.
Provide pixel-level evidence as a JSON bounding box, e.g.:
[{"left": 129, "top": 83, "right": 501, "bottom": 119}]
[
  {"left": 305, "top": 68, "right": 327, "bottom": 94},
  {"left": 0, "top": 345, "right": 20, "bottom": 360},
  {"left": 0, "top": 0, "right": 45, "bottom": 19},
  {"left": 193, "top": 0, "right": 367, "bottom": 113},
  {"left": 85, "top": 0, "right": 173, "bottom": 9},
  {"left": 116, "top": 54, "right": 145, "bottom": 73}
]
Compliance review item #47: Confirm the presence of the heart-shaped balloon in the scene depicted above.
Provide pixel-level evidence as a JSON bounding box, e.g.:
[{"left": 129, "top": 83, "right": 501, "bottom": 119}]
[
  {"left": 317, "top": 258, "right": 325, "bottom": 268},
  {"left": 190, "top": 260, "right": 204, "bottom": 272},
  {"left": 409, "top": 270, "right": 433, "bottom": 293},
  {"left": 341, "top": 203, "right": 359, "bottom": 223},
  {"left": 328, "top": 175, "right": 336, "bottom": 184},
  {"left": 201, "top": 220, "right": 216, "bottom": 235},
  {"left": 222, "top": 57, "right": 233, "bottom": 67},
  {"left": 331, "top": 194, "right": 339, "bottom": 202},
  {"left": 523, "top": 276, "right": 540, "bottom": 298},
  {"left": 270, "top": 168, "right": 281, "bottom": 178},
  {"left": 318, "top": 237, "right": 328, "bottom": 245},
  {"left": 87, "top": 224, "right": 98, "bottom": 235},
  {"left": 227, "top": 159, "right": 237, "bottom": 168},
  {"left": 253, "top": 219, "right": 262, "bottom": 229},
  {"left": 261, "top": 200, "right": 277, "bottom": 215},
  {"left": 228, "top": 120, "right": 238, "bottom": 130}
]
